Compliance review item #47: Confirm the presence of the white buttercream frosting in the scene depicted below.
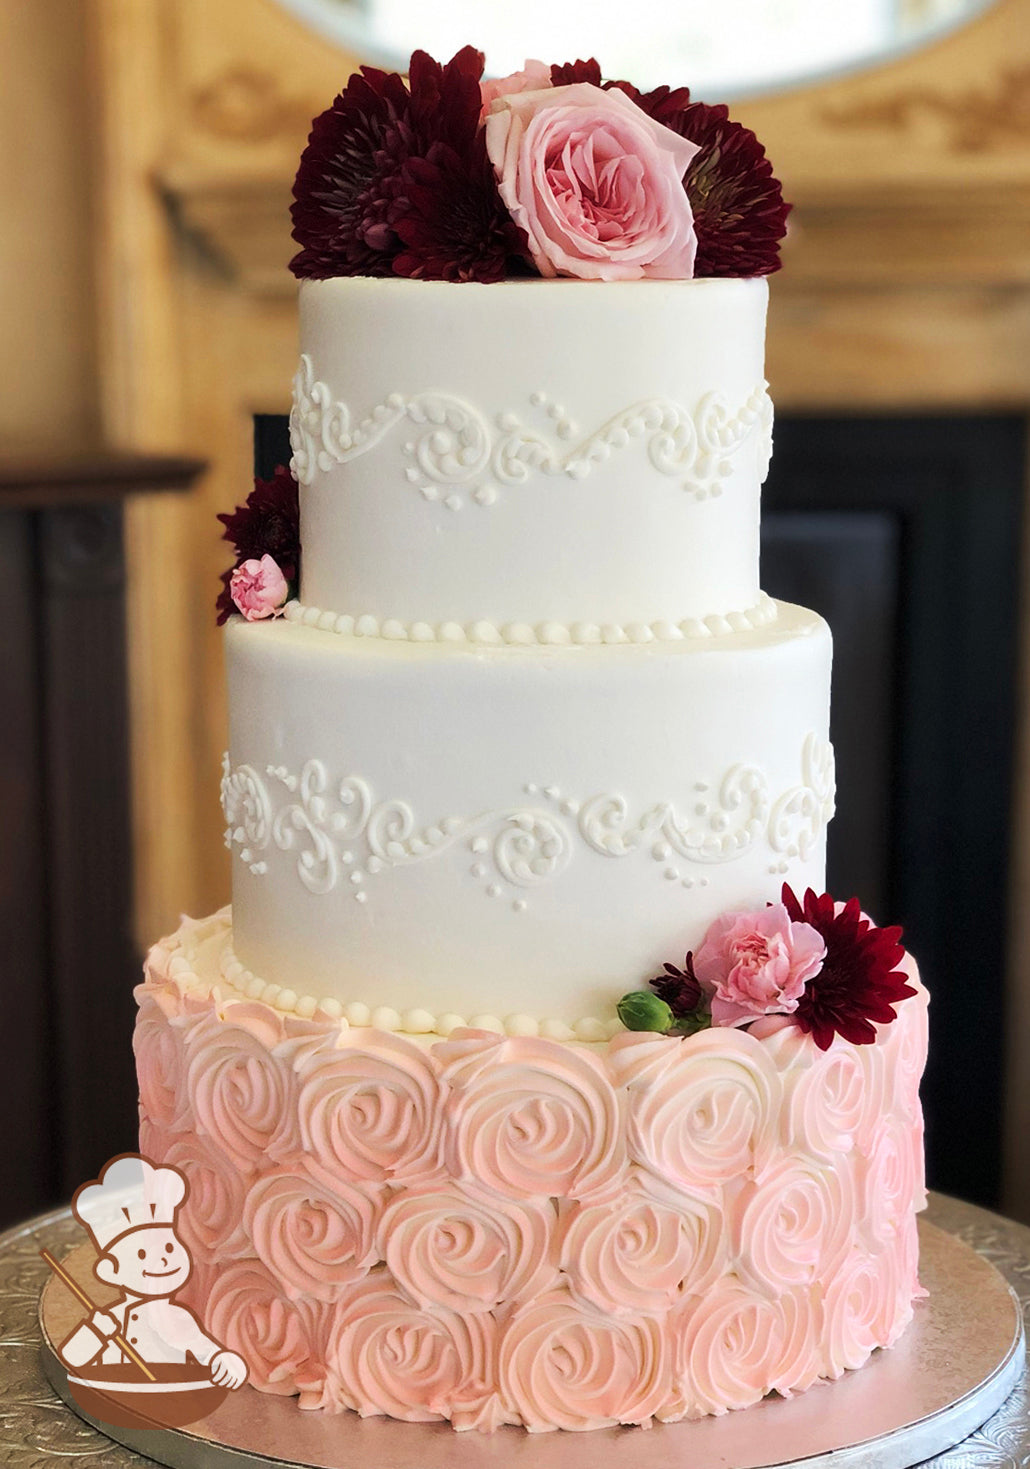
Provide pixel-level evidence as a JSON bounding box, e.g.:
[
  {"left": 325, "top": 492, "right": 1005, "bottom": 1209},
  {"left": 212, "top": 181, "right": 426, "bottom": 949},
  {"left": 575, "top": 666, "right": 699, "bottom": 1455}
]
[
  {"left": 283, "top": 591, "right": 779, "bottom": 647},
  {"left": 293, "top": 277, "right": 771, "bottom": 633},
  {"left": 225, "top": 602, "right": 833, "bottom": 1022}
]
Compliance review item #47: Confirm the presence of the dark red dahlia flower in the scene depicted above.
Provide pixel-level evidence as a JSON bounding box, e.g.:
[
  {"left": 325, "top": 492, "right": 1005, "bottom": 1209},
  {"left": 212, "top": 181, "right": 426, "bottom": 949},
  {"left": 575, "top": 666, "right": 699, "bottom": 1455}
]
[
  {"left": 781, "top": 884, "right": 915, "bottom": 1051},
  {"left": 290, "top": 63, "right": 413, "bottom": 278},
  {"left": 650, "top": 953, "right": 703, "bottom": 1017},
  {"left": 634, "top": 96, "right": 791, "bottom": 277},
  {"left": 216, "top": 465, "right": 300, "bottom": 624},
  {"left": 549, "top": 58, "right": 603, "bottom": 86},
  {"left": 292, "top": 46, "right": 524, "bottom": 283},
  {"left": 607, "top": 80, "right": 693, "bottom": 123},
  {"left": 393, "top": 132, "right": 530, "bottom": 282}
]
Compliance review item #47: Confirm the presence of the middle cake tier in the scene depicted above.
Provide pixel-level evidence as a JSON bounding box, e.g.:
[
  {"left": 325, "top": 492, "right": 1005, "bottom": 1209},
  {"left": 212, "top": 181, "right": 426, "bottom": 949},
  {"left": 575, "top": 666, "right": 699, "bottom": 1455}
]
[{"left": 223, "top": 600, "right": 833, "bottom": 1032}]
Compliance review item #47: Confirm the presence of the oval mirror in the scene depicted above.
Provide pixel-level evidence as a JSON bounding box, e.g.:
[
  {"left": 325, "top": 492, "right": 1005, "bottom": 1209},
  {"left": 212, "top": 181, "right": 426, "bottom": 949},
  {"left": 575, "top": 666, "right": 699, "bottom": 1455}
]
[{"left": 276, "top": 0, "right": 997, "bottom": 99}]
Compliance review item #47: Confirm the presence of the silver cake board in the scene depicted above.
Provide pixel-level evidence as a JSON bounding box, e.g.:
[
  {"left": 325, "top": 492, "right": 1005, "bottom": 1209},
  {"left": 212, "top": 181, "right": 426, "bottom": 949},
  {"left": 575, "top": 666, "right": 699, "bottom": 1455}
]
[{"left": 38, "top": 1219, "right": 1024, "bottom": 1469}]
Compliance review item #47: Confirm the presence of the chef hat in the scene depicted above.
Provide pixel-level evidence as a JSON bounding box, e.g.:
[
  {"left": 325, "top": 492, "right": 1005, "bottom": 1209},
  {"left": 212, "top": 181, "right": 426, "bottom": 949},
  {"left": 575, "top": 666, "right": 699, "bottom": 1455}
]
[{"left": 73, "top": 1154, "right": 187, "bottom": 1253}]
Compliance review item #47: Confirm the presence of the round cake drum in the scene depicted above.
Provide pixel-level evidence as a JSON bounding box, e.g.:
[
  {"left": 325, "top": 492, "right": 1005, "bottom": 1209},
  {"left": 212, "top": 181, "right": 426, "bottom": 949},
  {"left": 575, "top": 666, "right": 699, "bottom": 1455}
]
[{"left": 38, "top": 1219, "right": 1023, "bottom": 1469}]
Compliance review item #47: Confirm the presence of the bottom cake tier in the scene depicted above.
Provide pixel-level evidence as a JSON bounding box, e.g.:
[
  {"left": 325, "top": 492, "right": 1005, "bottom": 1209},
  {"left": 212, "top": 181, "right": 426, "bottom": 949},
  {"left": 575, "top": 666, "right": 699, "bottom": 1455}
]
[{"left": 133, "top": 908, "right": 929, "bottom": 1434}]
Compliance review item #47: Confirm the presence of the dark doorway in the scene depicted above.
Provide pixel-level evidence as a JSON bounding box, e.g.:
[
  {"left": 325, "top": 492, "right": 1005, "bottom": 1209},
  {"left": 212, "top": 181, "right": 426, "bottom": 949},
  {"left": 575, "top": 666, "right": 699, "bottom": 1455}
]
[{"left": 764, "top": 415, "right": 1024, "bottom": 1209}]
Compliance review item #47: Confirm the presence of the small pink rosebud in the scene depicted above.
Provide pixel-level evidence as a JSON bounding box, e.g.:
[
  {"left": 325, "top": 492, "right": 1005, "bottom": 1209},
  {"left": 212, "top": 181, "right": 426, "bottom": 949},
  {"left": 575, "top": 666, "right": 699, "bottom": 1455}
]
[{"left": 229, "top": 554, "right": 289, "bottom": 621}]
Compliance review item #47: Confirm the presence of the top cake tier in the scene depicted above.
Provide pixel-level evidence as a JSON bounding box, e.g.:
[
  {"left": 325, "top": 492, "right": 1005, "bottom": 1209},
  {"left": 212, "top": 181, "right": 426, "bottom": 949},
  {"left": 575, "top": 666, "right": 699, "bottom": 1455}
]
[{"left": 290, "top": 275, "right": 771, "bottom": 637}]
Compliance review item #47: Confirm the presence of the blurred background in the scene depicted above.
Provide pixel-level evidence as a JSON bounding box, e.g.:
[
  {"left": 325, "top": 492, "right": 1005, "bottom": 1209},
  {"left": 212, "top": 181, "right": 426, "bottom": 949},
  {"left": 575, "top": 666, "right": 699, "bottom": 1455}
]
[{"left": 2, "top": 0, "right": 1029, "bottom": 1229}]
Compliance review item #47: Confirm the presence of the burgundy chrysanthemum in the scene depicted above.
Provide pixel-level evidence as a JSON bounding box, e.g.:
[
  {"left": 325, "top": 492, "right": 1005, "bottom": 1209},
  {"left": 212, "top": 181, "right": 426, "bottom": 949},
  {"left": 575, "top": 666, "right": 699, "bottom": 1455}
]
[
  {"left": 216, "top": 466, "right": 300, "bottom": 624},
  {"left": 650, "top": 954, "right": 704, "bottom": 1016},
  {"left": 781, "top": 884, "right": 915, "bottom": 1051},
  {"left": 633, "top": 95, "right": 791, "bottom": 277},
  {"left": 549, "top": 58, "right": 604, "bottom": 87},
  {"left": 393, "top": 131, "right": 531, "bottom": 282},
  {"left": 606, "top": 80, "right": 693, "bottom": 121},
  {"left": 291, "top": 47, "right": 527, "bottom": 282},
  {"left": 290, "top": 63, "right": 412, "bottom": 278}
]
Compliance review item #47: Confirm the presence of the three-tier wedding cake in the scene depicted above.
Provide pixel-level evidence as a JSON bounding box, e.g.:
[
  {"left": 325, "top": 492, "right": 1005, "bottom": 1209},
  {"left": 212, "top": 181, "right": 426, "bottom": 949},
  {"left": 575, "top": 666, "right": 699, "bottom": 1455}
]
[{"left": 133, "top": 47, "right": 928, "bottom": 1433}]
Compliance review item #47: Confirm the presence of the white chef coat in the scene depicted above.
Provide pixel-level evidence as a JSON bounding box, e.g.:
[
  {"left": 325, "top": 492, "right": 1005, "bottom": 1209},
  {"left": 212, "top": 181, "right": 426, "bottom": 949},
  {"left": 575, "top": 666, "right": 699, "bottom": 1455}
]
[{"left": 61, "top": 1294, "right": 222, "bottom": 1370}]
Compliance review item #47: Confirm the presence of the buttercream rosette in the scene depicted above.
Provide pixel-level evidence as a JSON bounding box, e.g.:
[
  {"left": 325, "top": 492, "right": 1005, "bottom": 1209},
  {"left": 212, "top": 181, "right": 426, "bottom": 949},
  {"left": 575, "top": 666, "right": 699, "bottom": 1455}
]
[
  {"left": 163, "top": 1129, "right": 251, "bottom": 1263},
  {"left": 557, "top": 1174, "right": 725, "bottom": 1315},
  {"left": 243, "top": 1164, "right": 385, "bottom": 1302},
  {"left": 497, "top": 1285, "right": 669, "bottom": 1431},
  {"left": 376, "top": 1179, "right": 559, "bottom": 1314},
  {"left": 438, "top": 1031, "right": 624, "bottom": 1200},
  {"left": 296, "top": 1029, "right": 445, "bottom": 1184},
  {"left": 612, "top": 1025, "right": 780, "bottom": 1188},
  {"left": 664, "top": 1278, "right": 822, "bottom": 1419},
  {"left": 184, "top": 1004, "right": 304, "bottom": 1169},
  {"left": 322, "top": 1271, "right": 501, "bottom": 1428},
  {"left": 733, "top": 1152, "right": 854, "bottom": 1296},
  {"left": 204, "top": 1256, "right": 328, "bottom": 1400}
]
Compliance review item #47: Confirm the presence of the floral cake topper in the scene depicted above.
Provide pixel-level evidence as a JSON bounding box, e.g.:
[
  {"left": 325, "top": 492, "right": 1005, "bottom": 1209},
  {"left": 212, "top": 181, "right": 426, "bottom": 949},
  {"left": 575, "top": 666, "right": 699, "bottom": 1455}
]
[
  {"left": 618, "top": 884, "right": 915, "bottom": 1050},
  {"left": 291, "top": 49, "right": 790, "bottom": 283}
]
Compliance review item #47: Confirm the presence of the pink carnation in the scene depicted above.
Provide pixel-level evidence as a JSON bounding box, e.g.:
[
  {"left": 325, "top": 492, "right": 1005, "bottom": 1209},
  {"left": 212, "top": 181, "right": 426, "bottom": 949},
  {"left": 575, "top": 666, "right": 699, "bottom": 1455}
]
[
  {"left": 693, "top": 903, "right": 825, "bottom": 1028},
  {"left": 230, "top": 554, "right": 289, "bottom": 621},
  {"left": 479, "top": 59, "right": 551, "bottom": 119},
  {"left": 485, "top": 82, "right": 699, "bottom": 281}
]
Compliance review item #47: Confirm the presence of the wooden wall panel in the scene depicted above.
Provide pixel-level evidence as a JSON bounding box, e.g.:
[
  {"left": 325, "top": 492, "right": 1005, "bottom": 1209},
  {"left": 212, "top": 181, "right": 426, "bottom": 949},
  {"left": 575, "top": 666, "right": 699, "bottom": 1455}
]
[{"left": 0, "top": 0, "right": 100, "bottom": 448}]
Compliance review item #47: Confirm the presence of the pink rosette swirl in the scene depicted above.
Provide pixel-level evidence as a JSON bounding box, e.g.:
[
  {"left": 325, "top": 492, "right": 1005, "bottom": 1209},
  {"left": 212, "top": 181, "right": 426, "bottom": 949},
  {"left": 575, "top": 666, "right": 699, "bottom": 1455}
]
[
  {"left": 184, "top": 1007, "right": 299, "bottom": 1171},
  {"left": 733, "top": 1153, "right": 853, "bottom": 1296},
  {"left": 138, "top": 1114, "right": 176, "bottom": 1167},
  {"left": 498, "top": 1286, "right": 669, "bottom": 1431},
  {"left": 485, "top": 83, "right": 699, "bottom": 281},
  {"left": 857, "top": 1117, "right": 921, "bottom": 1247},
  {"left": 763, "top": 1022, "right": 877, "bottom": 1160},
  {"left": 134, "top": 991, "right": 191, "bottom": 1130},
  {"left": 163, "top": 1129, "right": 250, "bottom": 1263},
  {"left": 206, "top": 1257, "right": 327, "bottom": 1396},
  {"left": 324, "top": 1272, "right": 499, "bottom": 1427},
  {"left": 559, "top": 1176, "right": 725, "bottom": 1315},
  {"left": 666, "top": 1278, "right": 815, "bottom": 1418},
  {"left": 898, "top": 1208, "right": 927, "bottom": 1303},
  {"left": 768, "top": 1287, "right": 825, "bottom": 1398},
  {"left": 297, "top": 1030, "right": 444, "bottom": 1184},
  {"left": 823, "top": 1246, "right": 901, "bottom": 1373},
  {"left": 377, "top": 1180, "right": 558, "bottom": 1313},
  {"left": 882, "top": 960, "right": 929, "bottom": 1118},
  {"left": 438, "top": 1033, "right": 623, "bottom": 1201},
  {"left": 613, "top": 1028, "right": 780, "bottom": 1190},
  {"left": 243, "top": 1165, "right": 383, "bottom": 1302},
  {"left": 790, "top": 1039, "right": 875, "bottom": 1160}
]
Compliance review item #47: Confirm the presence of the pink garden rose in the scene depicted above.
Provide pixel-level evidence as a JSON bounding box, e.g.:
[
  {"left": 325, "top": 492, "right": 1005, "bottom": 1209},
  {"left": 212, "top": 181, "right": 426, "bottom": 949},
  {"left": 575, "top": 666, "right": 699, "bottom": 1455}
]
[
  {"left": 693, "top": 903, "right": 826, "bottom": 1028},
  {"left": 479, "top": 58, "right": 551, "bottom": 119},
  {"left": 229, "top": 554, "right": 289, "bottom": 621},
  {"left": 484, "top": 82, "right": 699, "bottom": 280}
]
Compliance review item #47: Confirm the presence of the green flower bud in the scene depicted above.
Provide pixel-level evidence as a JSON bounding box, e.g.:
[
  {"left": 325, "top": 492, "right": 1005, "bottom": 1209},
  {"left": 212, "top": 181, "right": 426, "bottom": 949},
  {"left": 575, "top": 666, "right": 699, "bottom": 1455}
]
[
  {"left": 671, "top": 1007, "right": 712, "bottom": 1038},
  {"left": 617, "top": 991, "right": 674, "bottom": 1033}
]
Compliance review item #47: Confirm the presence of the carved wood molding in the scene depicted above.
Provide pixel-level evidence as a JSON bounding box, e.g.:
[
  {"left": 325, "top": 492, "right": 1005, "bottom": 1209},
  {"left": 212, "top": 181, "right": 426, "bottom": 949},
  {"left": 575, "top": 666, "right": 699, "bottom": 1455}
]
[
  {"left": 161, "top": 164, "right": 294, "bottom": 294},
  {"left": 190, "top": 65, "right": 319, "bottom": 146},
  {"left": 160, "top": 162, "right": 1030, "bottom": 293},
  {"left": 821, "top": 61, "right": 1030, "bottom": 151}
]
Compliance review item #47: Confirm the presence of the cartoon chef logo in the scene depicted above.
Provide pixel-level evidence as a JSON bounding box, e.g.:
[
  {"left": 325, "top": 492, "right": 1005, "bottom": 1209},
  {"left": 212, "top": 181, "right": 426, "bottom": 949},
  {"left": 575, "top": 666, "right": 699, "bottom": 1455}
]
[{"left": 48, "top": 1154, "right": 248, "bottom": 1430}]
